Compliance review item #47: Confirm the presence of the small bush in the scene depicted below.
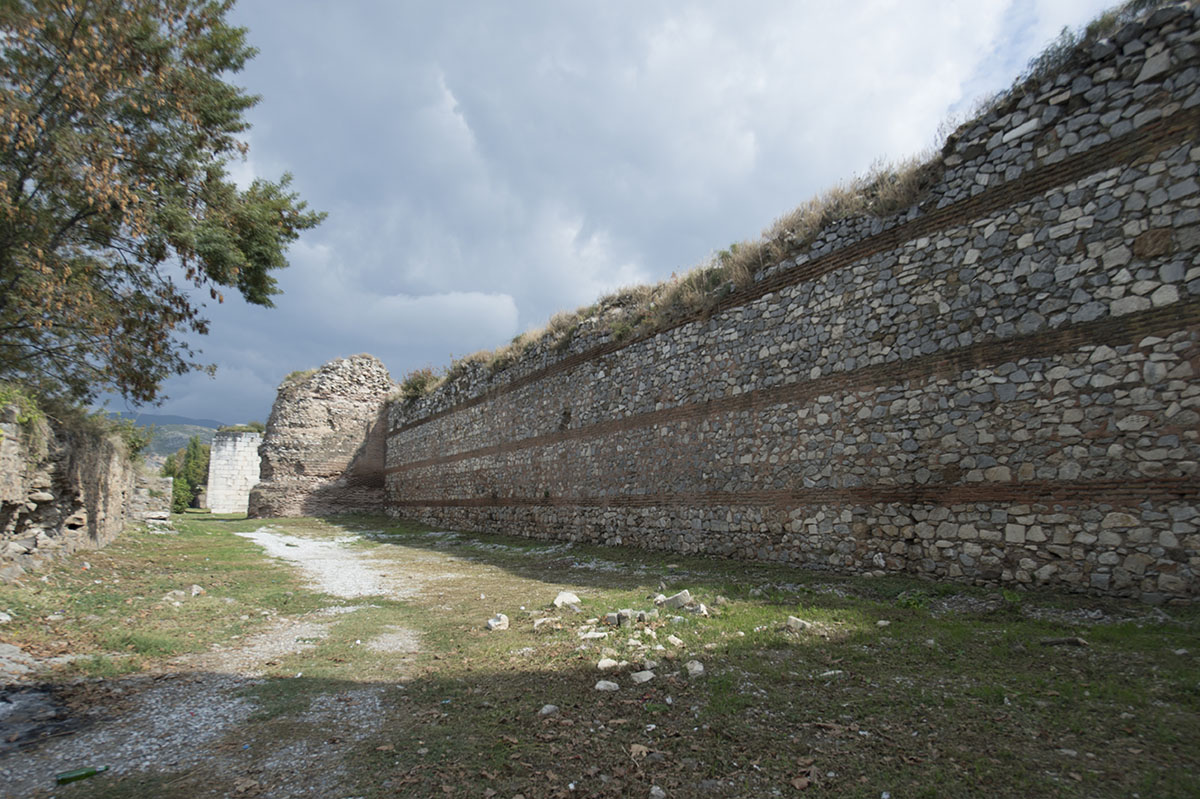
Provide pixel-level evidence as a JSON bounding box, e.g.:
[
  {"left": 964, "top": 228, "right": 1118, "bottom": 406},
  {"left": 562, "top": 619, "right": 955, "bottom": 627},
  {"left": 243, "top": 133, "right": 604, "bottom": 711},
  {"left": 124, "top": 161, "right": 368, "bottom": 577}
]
[
  {"left": 170, "top": 478, "right": 192, "bottom": 513},
  {"left": 282, "top": 369, "right": 315, "bottom": 386},
  {"left": 0, "top": 382, "right": 44, "bottom": 429},
  {"left": 399, "top": 366, "right": 443, "bottom": 400}
]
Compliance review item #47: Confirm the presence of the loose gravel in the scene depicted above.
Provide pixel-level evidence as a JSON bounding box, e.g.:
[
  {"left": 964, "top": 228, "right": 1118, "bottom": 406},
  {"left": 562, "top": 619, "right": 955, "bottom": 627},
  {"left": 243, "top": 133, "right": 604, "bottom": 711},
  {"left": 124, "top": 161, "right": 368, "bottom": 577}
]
[{"left": 0, "top": 526, "right": 429, "bottom": 798}]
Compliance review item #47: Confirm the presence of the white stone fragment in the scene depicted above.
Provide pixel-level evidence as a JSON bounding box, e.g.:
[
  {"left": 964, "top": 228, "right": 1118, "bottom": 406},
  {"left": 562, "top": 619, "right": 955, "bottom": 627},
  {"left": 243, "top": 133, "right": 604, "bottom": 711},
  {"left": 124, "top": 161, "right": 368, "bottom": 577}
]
[{"left": 553, "top": 590, "right": 581, "bottom": 608}]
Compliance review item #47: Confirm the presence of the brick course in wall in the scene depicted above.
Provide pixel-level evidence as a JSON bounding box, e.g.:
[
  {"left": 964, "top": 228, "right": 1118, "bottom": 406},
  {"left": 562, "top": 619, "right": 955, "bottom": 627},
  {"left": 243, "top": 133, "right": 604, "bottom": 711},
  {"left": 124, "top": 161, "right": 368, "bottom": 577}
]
[{"left": 385, "top": 5, "right": 1200, "bottom": 602}]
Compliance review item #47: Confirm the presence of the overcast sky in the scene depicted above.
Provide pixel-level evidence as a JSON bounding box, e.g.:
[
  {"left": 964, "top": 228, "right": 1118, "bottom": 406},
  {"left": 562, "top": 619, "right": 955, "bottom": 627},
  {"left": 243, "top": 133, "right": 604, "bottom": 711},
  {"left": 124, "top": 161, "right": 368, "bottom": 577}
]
[{"left": 122, "top": 0, "right": 1118, "bottom": 425}]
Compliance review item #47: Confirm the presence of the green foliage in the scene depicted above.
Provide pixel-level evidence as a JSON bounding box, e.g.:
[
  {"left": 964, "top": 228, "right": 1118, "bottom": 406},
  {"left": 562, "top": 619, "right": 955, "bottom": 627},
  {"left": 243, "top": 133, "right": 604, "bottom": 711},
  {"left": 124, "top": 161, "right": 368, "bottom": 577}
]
[
  {"left": 162, "top": 434, "right": 210, "bottom": 510},
  {"left": 3, "top": 387, "right": 152, "bottom": 458},
  {"left": 110, "top": 416, "right": 153, "bottom": 458},
  {"left": 0, "top": 0, "right": 325, "bottom": 406},
  {"left": 0, "top": 381, "right": 43, "bottom": 428},
  {"left": 170, "top": 476, "right": 192, "bottom": 514},
  {"left": 398, "top": 366, "right": 442, "bottom": 400}
]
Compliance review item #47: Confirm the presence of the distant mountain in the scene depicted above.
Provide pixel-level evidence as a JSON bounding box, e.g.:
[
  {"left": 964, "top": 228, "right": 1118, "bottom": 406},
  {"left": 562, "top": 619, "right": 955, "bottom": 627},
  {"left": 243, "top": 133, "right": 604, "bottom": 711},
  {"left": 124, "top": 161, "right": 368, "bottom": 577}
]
[
  {"left": 107, "top": 411, "right": 226, "bottom": 428},
  {"left": 149, "top": 425, "right": 221, "bottom": 459},
  {"left": 105, "top": 411, "right": 224, "bottom": 459}
]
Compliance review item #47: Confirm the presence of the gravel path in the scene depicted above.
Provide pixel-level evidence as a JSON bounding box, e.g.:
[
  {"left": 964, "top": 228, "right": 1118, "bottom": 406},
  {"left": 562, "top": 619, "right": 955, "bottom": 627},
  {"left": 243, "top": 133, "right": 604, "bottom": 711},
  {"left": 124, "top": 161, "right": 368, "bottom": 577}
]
[
  {"left": 235, "top": 528, "right": 418, "bottom": 600},
  {"left": 0, "top": 527, "right": 429, "bottom": 799}
]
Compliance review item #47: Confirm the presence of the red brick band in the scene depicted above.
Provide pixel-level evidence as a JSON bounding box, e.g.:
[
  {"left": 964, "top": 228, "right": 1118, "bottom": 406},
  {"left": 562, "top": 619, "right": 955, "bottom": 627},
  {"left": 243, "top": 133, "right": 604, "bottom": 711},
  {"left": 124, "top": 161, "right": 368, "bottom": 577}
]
[
  {"left": 386, "top": 298, "right": 1200, "bottom": 476},
  {"left": 390, "top": 478, "right": 1200, "bottom": 511}
]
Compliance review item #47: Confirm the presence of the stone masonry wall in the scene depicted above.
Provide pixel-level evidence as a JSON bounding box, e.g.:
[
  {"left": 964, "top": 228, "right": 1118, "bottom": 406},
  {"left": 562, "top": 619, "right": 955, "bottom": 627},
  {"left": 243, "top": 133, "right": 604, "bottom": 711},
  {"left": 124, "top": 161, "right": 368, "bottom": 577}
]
[
  {"left": 1, "top": 406, "right": 136, "bottom": 582},
  {"left": 386, "top": 4, "right": 1200, "bottom": 602},
  {"left": 249, "top": 355, "right": 395, "bottom": 517},
  {"left": 206, "top": 431, "right": 262, "bottom": 514}
]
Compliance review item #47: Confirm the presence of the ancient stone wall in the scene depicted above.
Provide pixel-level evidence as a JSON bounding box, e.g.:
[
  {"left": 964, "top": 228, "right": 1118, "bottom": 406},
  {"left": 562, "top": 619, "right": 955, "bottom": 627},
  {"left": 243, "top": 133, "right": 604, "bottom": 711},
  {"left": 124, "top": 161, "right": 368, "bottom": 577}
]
[
  {"left": 206, "top": 431, "right": 262, "bottom": 514},
  {"left": 385, "top": 4, "right": 1200, "bottom": 602},
  {"left": 130, "top": 473, "right": 172, "bottom": 522},
  {"left": 1, "top": 406, "right": 137, "bottom": 582},
  {"left": 249, "top": 355, "right": 395, "bottom": 517}
]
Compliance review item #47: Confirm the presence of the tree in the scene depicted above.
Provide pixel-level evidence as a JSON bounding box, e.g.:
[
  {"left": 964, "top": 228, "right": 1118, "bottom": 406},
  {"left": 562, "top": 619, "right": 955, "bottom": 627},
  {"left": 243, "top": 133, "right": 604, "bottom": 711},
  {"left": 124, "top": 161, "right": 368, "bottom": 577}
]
[
  {"left": 162, "top": 433, "right": 208, "bottom": 510},
  {"left": 0, "top": 0, "right": 324, "bottom": 405}
]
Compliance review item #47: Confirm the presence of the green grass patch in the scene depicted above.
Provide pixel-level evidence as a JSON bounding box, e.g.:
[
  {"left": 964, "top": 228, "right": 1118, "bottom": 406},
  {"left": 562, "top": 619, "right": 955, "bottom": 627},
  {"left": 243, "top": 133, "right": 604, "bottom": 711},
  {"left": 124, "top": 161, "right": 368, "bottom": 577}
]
[
  {"left": 19, "top": 513, "right": 1198, "bottom": 798},
  {"left": 0, "top": 513, "right": 332, "bottom": 675}
]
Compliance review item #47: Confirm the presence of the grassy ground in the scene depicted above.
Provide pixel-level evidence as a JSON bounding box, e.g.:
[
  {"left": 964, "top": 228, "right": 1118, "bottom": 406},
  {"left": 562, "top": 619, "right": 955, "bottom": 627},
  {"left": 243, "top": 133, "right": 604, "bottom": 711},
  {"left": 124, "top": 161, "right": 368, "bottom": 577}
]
[
  {"left": 0, "top": 513, "right": 331, "bottom": 677},
  {"left": 2, "top": 514, "right": 1197, "bottom": 798}
]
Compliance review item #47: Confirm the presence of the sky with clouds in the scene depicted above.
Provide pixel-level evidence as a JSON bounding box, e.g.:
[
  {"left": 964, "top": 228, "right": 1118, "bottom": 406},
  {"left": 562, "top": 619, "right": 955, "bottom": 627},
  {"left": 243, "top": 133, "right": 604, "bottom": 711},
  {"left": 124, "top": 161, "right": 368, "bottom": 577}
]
[{"left": 123, "top": 0, "right": 1119, "bottom": 425}]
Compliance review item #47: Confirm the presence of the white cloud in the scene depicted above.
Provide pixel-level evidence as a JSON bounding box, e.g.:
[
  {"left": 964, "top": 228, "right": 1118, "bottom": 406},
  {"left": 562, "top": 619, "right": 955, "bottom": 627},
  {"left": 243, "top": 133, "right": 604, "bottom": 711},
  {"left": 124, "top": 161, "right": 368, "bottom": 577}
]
[{"left": 145, "top": 0, "right": 1121, "bottom": 423}]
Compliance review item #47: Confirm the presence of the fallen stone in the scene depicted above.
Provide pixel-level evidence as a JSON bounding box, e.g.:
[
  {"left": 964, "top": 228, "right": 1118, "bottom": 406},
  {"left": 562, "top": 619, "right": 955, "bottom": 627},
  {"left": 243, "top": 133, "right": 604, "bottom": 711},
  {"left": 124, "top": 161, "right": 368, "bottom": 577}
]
[
  {"left": 0, "top": 642, "right": 35, "bottom": 678},
  {"left": 532, "top": 617, "right": 559, "bottom": 631},
  {"left": 876, "top": 620, "right": 891, "bottom": 627},
  {"left": 0, "top": 611, "right": 11, "bottom": 624},
  {"left": 651, "top": 593, "right": 667, "bottom": 605},
  {"left": 666, "top": 634, "right": 684, "bottom": 647},
  {"left": 685, "top": 660, "right": 704, "bottom": 678},
  {"left": 27, "top": 491, "right": 54, "bottom": 503},
  {"left": 650, "top": 786, "right": 667, "bottom": 799},
  {"left": 553, "top": 590, "right": 581, "bottom": 608},
  {"left": 630, "top": 670, "right": 655, "bottom": 684},
  {"left": 670, "top": 616, "right": 687, "bottom": 624},
  {"left": 538, "top": 704, "right": 559, "bottom": 716},
  {"left": 786, "top": 616, "right": 811, "bottom": 632},
  {"left": 643, "top": 659, "right": 659, "bottom": 670},
  {"left": 190, "top": 584, "right": 206, "bottom": 597},
  {"left": 0, "top": 563, "right": 26, "bottom": 583},
  {"left": 618, "top": 609, "right": 634, "bottom": 627},
  {"left": 579, "top": 631, "right": 608, "bottom": 640},
  {"left": 820, "top": 669, "right": 844, "bottom": 678},
  {"left": 598, "top": 657, "right": 619, "bottom": 671},
  {"left": 486, "top": 613, "right": 509, "bottom": 631},
  {"left": 595, "top": 680, "right": 619, "bottom": 692},
  {"left": 690, "top": 603, "right": 709, "bottom": 617},
  {"left": 604, "top": 612, "right": 620, "bottom": 626},
  {"left": 661, "top": 590, "right": 692, "bottom": 609}
]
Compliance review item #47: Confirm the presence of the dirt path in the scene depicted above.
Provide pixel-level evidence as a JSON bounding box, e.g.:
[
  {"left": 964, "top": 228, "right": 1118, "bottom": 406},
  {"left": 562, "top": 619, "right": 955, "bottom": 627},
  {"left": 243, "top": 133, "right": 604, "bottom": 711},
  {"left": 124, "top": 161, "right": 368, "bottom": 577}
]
[{"left": 0, "top": 525, "right": 432, "bottom": 799}]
